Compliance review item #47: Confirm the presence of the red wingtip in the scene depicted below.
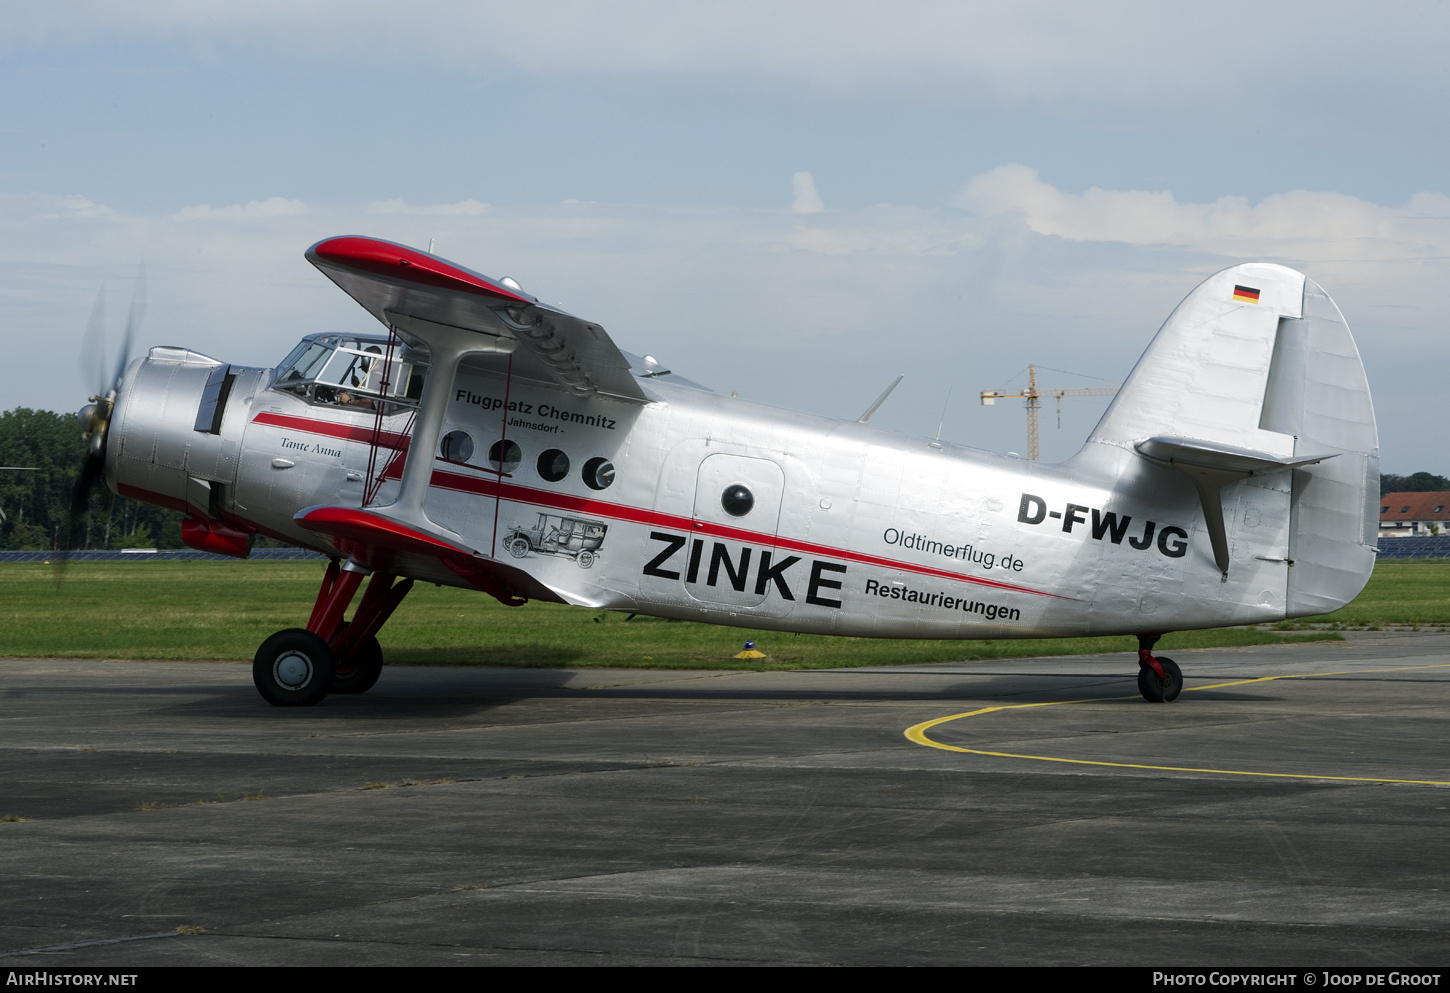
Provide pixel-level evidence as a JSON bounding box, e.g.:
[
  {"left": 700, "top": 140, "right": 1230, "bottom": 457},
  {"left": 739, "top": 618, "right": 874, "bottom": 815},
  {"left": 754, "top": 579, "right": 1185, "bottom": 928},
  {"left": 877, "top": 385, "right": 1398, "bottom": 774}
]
[{"left": 306, "top": 236, "right": 533, "bottom": 304}]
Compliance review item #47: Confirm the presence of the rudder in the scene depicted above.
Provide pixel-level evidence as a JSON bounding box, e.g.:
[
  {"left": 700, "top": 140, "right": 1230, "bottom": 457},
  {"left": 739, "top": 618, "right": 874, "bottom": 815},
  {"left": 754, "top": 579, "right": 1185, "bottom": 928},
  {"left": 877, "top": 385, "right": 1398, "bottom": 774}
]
[{"left": 1272, "top": 279, "right": 1379, "bottom": 615}]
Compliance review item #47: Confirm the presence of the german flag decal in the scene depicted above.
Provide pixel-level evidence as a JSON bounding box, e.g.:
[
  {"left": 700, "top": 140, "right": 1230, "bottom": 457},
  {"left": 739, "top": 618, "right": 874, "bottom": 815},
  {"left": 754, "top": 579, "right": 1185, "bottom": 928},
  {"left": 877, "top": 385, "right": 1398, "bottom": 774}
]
[{"left": 1233, "top": 285, "right": 1261, "bottom": 304}]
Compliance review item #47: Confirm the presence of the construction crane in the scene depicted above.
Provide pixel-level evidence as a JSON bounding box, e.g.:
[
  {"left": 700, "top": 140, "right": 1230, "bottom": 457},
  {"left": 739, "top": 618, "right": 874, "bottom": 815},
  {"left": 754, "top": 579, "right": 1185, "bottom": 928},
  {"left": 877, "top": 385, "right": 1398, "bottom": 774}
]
[{"left": 980, "top": 365, "right": 1119, "bottom": 461}]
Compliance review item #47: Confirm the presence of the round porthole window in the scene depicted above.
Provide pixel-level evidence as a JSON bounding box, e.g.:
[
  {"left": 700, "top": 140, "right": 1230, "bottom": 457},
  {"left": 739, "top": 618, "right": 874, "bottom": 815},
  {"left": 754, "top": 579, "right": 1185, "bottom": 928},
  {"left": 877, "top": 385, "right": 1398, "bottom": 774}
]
[
  {"left": 488, "top": 439, "right": 523, "bottom": 474},
  {"left": 537, "top": 449, "right": 570, "bottom": 482},
  {"left": 583, "top": 456, "right": 615, "bottom": 491},
  {"left": 440, "top": 430, "right": 473, "bottom": 463},
  {"left": 721, "top": 484, "right": 755, "bottom": 517}
]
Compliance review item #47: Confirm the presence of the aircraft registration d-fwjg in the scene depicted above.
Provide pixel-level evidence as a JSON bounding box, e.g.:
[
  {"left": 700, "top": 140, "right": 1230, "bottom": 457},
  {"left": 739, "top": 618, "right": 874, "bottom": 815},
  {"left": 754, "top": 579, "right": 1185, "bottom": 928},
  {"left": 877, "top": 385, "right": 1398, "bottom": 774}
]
[{"left": 74, "top": 237, "right": 1379, "bottom": 706}]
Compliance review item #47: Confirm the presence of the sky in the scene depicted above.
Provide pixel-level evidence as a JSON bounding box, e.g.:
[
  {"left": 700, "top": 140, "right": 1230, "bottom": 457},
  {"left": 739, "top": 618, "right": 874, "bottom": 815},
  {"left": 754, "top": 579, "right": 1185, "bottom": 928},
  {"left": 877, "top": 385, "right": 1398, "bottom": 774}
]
[{"left": 2, "top": 1, "right": 1448, "bottom": 469}]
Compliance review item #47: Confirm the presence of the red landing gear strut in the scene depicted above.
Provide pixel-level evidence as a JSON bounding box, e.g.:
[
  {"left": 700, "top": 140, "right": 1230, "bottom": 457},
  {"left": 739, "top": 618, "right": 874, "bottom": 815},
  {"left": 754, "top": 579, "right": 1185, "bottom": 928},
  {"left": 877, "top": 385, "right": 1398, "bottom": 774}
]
[
  {"left": 252, "top": 558, "right": 414, "bottom": 707},
  {"left": 1136, "top": 633, "right": 1183, "bottom": 703}
]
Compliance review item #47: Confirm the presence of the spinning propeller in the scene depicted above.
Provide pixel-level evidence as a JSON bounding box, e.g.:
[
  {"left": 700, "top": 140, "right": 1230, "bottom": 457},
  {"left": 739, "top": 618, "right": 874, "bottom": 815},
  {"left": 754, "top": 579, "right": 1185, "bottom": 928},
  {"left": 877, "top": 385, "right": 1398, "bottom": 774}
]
[{"left": 68, "top": 265, "right": 146, "bottom": 554}]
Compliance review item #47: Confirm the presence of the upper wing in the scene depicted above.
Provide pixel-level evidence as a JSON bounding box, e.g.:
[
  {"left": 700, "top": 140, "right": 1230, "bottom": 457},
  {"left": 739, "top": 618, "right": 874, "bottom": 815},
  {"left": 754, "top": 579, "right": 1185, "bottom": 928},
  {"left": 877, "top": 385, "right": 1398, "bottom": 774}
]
[{"left": 306, "top": 236, "right": 648, "bottom": 403}]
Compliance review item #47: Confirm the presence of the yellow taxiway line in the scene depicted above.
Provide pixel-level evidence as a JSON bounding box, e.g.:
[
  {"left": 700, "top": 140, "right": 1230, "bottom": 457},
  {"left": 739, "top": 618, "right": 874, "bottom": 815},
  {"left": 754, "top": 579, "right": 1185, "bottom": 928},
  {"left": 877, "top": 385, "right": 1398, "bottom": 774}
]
[{"left": 903, "top": 663, "right": 1450, "bottom": 786}]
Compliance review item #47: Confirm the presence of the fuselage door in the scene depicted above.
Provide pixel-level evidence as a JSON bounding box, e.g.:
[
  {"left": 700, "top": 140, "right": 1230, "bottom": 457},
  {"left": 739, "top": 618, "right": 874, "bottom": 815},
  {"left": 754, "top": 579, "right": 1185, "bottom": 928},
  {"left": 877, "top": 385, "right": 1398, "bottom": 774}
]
[{"left": 686, "top": 454, "right": 785, "bottom": 608}]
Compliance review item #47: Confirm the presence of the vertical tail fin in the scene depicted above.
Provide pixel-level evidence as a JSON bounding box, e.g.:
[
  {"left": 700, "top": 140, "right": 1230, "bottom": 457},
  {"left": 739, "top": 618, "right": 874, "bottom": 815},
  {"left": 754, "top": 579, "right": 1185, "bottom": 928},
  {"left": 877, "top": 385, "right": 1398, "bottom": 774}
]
[{"left": 1084, "top": 263, "right": 1378, "bottom": 614}]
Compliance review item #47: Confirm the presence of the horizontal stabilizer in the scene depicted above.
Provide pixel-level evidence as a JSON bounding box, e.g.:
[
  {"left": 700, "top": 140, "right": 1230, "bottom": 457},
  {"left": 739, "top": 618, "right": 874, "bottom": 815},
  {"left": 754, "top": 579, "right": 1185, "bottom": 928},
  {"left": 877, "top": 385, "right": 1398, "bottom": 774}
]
[
  {"left": 1134, "top": 436, "right": 1335, "bottom": 475},
  {"left": 295, "top": 505, "right": 565, "bottom": 606}
]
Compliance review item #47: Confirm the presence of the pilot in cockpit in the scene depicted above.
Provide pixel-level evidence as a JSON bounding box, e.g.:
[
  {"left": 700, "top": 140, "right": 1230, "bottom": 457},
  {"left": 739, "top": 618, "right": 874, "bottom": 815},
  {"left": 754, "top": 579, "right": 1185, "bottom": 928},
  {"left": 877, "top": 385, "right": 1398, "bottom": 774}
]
[
  {"left": 275, "top": 335, "right": 422, "bottom": 412},
  {"left": 335, "top": 346, "right": 383, "bottom": 409}
]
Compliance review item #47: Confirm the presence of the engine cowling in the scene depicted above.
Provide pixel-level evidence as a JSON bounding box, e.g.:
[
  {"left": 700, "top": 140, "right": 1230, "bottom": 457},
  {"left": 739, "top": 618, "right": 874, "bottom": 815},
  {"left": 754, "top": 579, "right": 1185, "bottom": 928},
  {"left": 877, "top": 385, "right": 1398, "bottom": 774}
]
[{"left": 108, "top": 346, "right": 268, "bottom": 554}]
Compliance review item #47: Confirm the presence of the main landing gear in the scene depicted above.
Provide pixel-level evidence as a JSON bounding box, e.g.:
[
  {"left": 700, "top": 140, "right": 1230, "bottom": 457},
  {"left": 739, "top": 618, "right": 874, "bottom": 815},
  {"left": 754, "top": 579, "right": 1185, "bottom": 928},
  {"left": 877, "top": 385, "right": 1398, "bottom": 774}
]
[
  {"left": 1135, "top": 633, "right": 1183, "bottom": 703},
  {"left": 253, "top": 558, "right": 413, "bottom": 707}
]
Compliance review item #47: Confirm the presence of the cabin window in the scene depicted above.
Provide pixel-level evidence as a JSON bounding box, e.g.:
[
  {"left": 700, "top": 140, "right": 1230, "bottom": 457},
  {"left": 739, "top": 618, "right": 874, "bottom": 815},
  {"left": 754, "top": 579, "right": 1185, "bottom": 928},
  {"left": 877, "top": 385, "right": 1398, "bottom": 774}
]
[
  {"left": 583, "top": 456, "right": 615, "bottom": 490},
  {"left": 721, "top": 484, "right": 755, "bottom": 517},
  {"left": 489, "top": 440, "right": 523, "bottom": 474},
  {"left": 440, "top": 431, "right": 473, "bottom": 463},
  {"left": 537, "top": 449, "right": 570, "bottom": 482}
]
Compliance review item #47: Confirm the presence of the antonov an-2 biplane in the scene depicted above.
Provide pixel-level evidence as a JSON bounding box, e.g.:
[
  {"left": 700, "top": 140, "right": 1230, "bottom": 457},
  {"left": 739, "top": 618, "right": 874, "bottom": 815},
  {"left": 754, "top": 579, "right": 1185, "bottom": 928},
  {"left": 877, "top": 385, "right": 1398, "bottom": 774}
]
[{"left": 73, "top": 237, "right": 1379, "bottom": 706}]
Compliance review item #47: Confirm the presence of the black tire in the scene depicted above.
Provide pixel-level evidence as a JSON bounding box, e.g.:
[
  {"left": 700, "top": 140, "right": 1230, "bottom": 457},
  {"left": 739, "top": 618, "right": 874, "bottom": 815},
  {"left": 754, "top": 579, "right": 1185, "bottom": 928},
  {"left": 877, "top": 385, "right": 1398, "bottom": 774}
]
[
  {"left": 507, "top": 537, "right": 530, "bottom": 559},
  {"left": 1137, "top": 656, "right": 1183, "bottom": 703},
  {"left": 332, "top": 623, "right": 384, "bottom": 695},
  {"left": 253, "top": 629, "right": 335, "bottom": 707}
]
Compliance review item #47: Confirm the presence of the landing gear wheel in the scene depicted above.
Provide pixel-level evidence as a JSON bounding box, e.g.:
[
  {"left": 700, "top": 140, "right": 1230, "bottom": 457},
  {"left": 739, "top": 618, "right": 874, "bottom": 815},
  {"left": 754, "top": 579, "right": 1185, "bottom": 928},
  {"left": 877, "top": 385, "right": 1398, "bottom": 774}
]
[
  {"left": 331, "top": 622, "right": 384, "bottom": 695},
  {"left": 1138, "top": 656, "right": 1183, "bottom": 703},
  {"left": 253, "top": 629, "right": 335, "bottom": 707},
  {"left": 577, "top": 550, "right": 596, "bottom": 569},
  {"left": 507, "top": 537, "right": 530, "bottom": 559}
]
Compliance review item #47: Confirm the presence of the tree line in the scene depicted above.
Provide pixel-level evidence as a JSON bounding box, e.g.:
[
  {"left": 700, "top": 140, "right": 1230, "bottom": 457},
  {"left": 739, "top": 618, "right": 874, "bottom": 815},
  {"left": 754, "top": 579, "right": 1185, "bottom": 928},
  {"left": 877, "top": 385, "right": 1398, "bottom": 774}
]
[
  {"left": 0, "top": 407, "right": 186, "bottom": 551},
  {"left": 1380, "top": 472, "right": 1450, "bottom": 495}
]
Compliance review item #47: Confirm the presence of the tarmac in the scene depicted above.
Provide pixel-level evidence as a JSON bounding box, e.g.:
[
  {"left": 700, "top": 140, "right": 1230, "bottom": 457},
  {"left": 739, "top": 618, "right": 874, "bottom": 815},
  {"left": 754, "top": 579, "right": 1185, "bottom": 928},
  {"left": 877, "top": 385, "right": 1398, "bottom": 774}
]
[{"left": 2, "top": 631, "right": 1450, "bottom": 966}]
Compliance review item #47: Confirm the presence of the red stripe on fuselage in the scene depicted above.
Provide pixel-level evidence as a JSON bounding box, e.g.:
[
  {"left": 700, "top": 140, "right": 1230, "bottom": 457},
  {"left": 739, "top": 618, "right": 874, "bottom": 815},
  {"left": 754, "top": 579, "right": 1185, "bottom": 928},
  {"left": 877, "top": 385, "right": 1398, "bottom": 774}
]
[
  {"left": 430, "top": 470, "right": 1064, "bottom": 600},
  {"left": 115, "top": 482, "right": 313, "bottom": 551},
  {"left": 251, "top": 411, "right": 411, "bottom": 450},
  {"left": 117, "top": 481, "right": 189, "bottom": 515},
  {"left": 260, "top": 412, "right": 1065, "bottom": 600}
]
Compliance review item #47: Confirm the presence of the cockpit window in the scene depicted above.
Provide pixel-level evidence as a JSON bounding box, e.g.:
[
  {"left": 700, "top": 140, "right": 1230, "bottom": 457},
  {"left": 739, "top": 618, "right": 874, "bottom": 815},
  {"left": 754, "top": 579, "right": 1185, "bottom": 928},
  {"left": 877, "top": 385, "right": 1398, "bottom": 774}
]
[
  {"left": 279, "top": 342, "right": 332, "bottom": 384},
  {"left": 274, "top": 334, "right": 426, "bottom": 412}
]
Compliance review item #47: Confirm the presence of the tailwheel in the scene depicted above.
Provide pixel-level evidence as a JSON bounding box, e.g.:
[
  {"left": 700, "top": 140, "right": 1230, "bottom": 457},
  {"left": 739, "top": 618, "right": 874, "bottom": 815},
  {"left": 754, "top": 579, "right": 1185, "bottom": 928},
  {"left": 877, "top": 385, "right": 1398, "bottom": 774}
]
[
  {"left": 331, "top": 623, "right": 384, "bottom": 695},
  {"left": 254, "top": 629, "right": 335, "bottom": 707},
  {"left": 1138, "top": 656, "right": 1183, "bottom": 703}
]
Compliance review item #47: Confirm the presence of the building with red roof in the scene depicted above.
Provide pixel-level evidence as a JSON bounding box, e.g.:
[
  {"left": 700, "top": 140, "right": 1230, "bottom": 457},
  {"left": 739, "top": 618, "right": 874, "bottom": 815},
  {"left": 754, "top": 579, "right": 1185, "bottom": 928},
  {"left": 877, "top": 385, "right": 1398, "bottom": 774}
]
[{"left": 1379, "top": 492, "right": 1450, "bottom": 537}]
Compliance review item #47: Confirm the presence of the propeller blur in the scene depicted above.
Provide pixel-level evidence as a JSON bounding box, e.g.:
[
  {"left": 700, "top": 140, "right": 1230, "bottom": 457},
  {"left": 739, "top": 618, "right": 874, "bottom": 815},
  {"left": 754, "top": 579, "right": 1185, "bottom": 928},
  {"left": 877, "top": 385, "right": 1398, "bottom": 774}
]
[{"left": 69, "top": 265, "right": 146, "bottom": 558}]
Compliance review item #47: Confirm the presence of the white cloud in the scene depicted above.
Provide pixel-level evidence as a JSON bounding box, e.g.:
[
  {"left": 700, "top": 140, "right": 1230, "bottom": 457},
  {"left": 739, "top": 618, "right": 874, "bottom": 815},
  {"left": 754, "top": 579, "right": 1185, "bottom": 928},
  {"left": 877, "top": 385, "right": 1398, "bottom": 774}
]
[
  {"left": 36, "top": 195, "right": 124, "bottom": 224},
  {"left": 174, "top": 197, "right": 307, "bottom": 222},
  {"left": 791, "top": 172, "right": 824, "bottom": 215},
  {"left": 367, "top": 199, "right": 491, "bottom": 216},
  {"left": 955, "top": 164, "right": 1450, "bottom": 262}
]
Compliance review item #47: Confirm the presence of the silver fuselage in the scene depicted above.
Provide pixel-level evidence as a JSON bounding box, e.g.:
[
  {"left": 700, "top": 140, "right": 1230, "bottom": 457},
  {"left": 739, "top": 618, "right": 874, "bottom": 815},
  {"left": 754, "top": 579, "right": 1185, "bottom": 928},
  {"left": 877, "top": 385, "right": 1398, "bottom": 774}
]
[{"left": 105, "top": 347, "right": 1324, "bottom": 640}]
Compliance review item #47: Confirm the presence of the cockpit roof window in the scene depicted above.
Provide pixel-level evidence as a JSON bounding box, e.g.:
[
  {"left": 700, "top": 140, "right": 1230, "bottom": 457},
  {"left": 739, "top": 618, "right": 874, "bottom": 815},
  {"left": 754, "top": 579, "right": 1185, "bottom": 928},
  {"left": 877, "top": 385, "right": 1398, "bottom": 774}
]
[
  {"left": 277, "top": 333, "right": 393, "bottom": 377},
  {"left": 274, "top": 333, "right": 425, "bottom": 411}
]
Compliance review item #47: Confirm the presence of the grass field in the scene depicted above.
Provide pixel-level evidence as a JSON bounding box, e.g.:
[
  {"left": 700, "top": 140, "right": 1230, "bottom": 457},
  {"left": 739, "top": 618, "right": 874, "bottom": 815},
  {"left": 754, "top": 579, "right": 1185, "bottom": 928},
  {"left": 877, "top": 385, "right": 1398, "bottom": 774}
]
[
  {"left": 1272, "top": 559, "right": 1450, "bottom": 630},
  {"left": 2, "top": 559, "right": 1422, "bottom": 670}
]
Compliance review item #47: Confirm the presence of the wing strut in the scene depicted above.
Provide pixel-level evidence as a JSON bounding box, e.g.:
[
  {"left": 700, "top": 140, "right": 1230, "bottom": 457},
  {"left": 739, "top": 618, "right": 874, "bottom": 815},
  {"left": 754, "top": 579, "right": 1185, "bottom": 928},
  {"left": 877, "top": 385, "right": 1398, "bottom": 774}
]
[
  {"left": 489, "top": 352, "right": 515, "bottom": 558},
  {"left": 363, "top": 328, "right": 413, "bottom": 508}
]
